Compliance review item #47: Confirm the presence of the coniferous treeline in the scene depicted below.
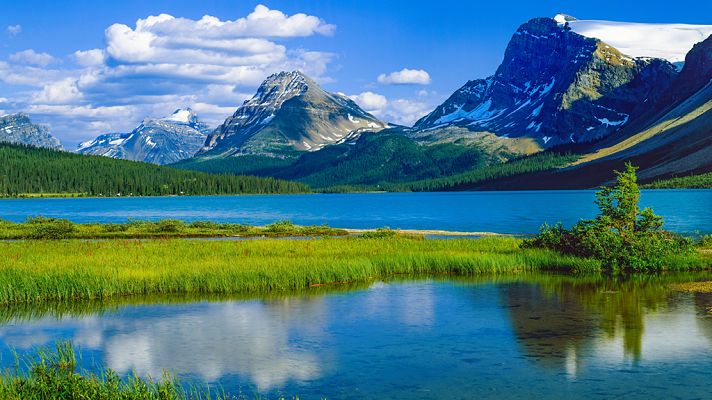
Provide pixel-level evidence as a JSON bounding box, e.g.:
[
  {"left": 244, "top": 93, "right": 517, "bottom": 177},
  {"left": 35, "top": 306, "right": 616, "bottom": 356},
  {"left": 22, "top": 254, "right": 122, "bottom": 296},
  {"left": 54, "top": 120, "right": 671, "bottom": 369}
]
[
  {"left": 642, "top": 172, "right": 712, "bottom": 189},
  {"left": 0, "top": 143, "right": 309, "bottom": 197},
  {"left": 386, "top": 152, "right": 579, "bottom": 192}
]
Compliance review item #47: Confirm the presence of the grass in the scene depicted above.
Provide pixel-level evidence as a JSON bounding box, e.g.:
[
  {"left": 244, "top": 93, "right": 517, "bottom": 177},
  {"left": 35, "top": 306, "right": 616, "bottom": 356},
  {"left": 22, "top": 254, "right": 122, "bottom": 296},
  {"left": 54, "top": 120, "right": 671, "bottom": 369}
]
[
  {"left": 0, "top": 341, "right": 294, "bottom": 400},
  {"left": 0, "top": 236, "right": 606, "bottom": 305},
  {"left": 0, "top": 218, "right": 348, "bottom": 240}
]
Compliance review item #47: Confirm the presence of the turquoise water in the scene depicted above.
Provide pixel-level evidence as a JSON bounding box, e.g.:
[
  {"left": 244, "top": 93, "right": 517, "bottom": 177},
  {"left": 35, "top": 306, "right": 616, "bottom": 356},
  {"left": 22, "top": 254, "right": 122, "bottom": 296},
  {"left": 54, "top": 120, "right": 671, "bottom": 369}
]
[
  {"left": 1, "top": 190, "right": 711, "bottom": 234},
  {"left": 1, "top": 275, "right": 710, "bottom": 399}
]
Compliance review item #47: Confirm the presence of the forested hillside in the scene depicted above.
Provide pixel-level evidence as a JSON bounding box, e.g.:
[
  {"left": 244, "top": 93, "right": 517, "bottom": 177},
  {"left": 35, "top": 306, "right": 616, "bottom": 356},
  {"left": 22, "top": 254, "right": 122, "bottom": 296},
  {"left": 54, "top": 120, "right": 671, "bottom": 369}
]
[{"left": 0, "top": 144, "right": 309, "bottom": 197}]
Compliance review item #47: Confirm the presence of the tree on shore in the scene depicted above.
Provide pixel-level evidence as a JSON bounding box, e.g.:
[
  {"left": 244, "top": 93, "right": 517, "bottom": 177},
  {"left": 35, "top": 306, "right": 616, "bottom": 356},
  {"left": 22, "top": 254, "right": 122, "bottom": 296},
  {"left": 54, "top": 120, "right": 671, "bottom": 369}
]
[{"left": 525, "top": 163, "right": 694, "bottom": 270}]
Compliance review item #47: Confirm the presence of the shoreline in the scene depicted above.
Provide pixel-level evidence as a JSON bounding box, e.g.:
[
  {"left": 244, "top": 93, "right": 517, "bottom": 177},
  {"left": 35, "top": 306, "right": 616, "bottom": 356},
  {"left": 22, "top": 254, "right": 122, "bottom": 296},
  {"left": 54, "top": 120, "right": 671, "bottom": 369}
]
[{"left": 344, "top": 228, "right": 505, "bottom": 237}]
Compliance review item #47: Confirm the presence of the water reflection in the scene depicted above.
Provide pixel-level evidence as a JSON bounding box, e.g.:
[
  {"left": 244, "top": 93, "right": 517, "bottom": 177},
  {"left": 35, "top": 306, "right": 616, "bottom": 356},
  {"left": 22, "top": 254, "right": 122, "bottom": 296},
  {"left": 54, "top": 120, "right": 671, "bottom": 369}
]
[
  {"left": 503, "top": 274, "right": 712, "bottom": 379},
  {"left": 0, "top": 274, "right": 711, "bottom": 398}
]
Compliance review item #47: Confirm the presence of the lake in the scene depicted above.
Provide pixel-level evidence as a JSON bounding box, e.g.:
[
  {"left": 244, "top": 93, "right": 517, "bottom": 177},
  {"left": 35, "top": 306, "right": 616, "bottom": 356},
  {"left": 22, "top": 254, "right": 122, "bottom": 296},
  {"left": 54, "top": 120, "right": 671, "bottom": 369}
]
[
  {"left": 1, "top": 190, "right": 711, "bottom": 234},
  {"left": 1, "top": 274, "right": 710, "bottom": 399}
]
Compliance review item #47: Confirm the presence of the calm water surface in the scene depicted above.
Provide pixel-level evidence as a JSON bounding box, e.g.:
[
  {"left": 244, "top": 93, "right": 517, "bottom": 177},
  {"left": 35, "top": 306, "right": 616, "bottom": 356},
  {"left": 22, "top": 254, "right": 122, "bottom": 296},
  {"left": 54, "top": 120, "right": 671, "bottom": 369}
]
[
  {"left": 1, "top": 190, "right": 711, "bottom": 234},
  {"left": 1, "top": 274, "right": 711, "bottom": 399}
]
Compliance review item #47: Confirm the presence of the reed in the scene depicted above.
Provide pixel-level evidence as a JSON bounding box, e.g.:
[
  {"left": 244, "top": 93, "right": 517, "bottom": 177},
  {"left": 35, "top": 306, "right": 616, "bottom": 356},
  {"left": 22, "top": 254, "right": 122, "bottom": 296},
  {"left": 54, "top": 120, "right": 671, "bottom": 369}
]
[
  {"left": 0, "top": 218, "right": 348, "bottom": 240},
  {"left": 0, "top": 341, "right": 289, "bottom": 399},
  {"left": 0, "top": 236, "right": 602, "bottom": 305}
]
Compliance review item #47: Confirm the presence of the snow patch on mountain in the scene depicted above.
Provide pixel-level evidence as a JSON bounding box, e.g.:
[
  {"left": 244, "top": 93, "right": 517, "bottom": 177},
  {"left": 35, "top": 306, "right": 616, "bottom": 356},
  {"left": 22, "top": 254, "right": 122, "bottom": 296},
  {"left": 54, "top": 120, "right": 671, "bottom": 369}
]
[{"left": 557, "top": 14, "right": 712, "bottom": 62}]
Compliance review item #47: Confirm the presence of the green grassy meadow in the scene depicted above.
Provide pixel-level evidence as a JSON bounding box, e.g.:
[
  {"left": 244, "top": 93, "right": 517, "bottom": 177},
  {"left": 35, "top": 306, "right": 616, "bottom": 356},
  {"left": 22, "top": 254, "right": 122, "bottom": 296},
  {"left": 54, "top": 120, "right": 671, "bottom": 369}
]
[{"left": 0, "top": 236, "right": 609, "bottom": 305}]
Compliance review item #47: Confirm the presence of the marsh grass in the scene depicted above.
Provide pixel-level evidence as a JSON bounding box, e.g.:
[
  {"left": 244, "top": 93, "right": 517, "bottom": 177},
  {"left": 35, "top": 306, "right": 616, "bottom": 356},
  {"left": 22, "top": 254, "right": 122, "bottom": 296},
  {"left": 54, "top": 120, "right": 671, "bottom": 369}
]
[
  {"left": 0, "top": 218, "right": 348, "bottom": 240},
  {"left": 0, "top": 341, "right": 285, "bottom": 400},
  {"left": 0, "top": 236, "right": 601, "bottom": 304}
]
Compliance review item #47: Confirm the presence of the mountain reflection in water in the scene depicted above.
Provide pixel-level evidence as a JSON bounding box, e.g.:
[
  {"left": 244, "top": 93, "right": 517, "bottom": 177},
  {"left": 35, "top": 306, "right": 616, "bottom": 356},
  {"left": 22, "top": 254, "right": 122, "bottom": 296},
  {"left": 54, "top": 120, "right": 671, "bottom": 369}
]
[{"left": 0, "top": 274, "right": 710, "bottom": 398}]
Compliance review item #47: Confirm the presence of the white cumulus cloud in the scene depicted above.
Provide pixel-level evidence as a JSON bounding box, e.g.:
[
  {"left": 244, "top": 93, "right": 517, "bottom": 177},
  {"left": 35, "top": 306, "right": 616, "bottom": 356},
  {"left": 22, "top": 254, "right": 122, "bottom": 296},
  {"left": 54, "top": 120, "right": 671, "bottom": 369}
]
[
  {"left": 350, "top": 91, "right": 431, "bottom": 126},
  {"left": 74, "top": 49, "right": 106, "bottom": 67},
  {"left": 377, "top": 68, "right": 431, "bottom": 85},
  {"left": 0, "top": 4, "right": 337, "bottom": 148},
  {"left": 31, "top": 78, "right": 83, "bottom": 104},
  {"left": 9, "top": 49, "right": 58, "bottom": 67}
]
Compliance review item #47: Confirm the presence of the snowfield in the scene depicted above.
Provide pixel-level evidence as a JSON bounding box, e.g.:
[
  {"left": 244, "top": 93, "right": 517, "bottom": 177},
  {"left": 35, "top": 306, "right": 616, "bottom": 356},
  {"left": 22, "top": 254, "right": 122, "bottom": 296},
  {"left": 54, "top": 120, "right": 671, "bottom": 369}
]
[{"left": 555, "top": 14, "right": 712, "bottom": 62}]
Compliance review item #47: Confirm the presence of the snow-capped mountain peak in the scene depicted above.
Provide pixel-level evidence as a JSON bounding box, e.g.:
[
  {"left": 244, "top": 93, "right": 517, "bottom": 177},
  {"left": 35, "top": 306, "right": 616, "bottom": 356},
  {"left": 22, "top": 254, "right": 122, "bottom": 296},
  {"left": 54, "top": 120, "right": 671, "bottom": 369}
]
[
  {"left": 559, "top": 15, "right": 712, "bottom": 62},
  {"left": 78, "top": 109, "right": 211, "bottom": 165},
  {"left": 553, "top": 14, "right": 577, "bottom": 25},
  {"left": 199, "top": 70, "right": 386, "bottom": 158},
  {"left": 413, "top": 17, "right": 678, "bottom": 147},
  {"left": 0, "top": 113, "right": 63, "bottom": 150},
  {"left": 164, "top": 108, "right": 197, "bottom": 124}
]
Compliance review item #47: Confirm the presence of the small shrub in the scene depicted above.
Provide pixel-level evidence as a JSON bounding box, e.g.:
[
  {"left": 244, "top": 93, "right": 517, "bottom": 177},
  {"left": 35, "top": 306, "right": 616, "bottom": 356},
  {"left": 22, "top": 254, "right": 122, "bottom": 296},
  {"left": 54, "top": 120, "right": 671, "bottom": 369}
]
[
  {"left": 524, "top": 163, "right": 694, "bottom": 270},
  {"left": 156, "top": 219, "right": 185, "bottom": 233},
  {"left": 127, "top": 219, "right": 158, "bottom": 231},
  {"left": 188, "top": 221, "right": 219, "bottom": 230},
  {"left": 361, "top": 228, "right": 398, "bottom": 238},
  {"left": 699, "top": 235, "right": 712, "bottom": 248},
  {"left": 101, "top": 223, "right": 129, "bottom": 233},
  {"left": 264, "top": 220, "right": 297, "bottom": 233},
  {"left": 25, "top": 217, "right": 75, "bottom": 240}
]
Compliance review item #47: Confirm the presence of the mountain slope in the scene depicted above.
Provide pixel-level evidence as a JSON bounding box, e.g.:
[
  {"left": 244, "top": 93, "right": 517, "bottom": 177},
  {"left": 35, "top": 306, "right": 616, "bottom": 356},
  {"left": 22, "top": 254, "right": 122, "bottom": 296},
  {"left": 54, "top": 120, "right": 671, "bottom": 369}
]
[
  {"left": 175, "top": 129, "right": 502, "bottom": 188},
  {"left": 78, "top": 108, "right": 210, "bottom": 165},
  {"left": 0, "top": 113, "right": 62, "bottom": 150},
  {"left": 199, "top": 71, "right": 387, "bottom": 158},
  {"left": 412, "top": 17, "right": 678, "bottom": 147},
  {"left": 476, "top": 34, "right": 712, "bottom": 189}
]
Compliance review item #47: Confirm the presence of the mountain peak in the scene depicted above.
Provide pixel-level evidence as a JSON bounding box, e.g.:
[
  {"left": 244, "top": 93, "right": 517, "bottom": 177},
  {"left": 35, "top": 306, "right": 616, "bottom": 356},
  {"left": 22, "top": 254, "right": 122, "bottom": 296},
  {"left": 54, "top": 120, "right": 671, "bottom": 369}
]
[
  {"left": 199, "top": 71, "right": 385, "bottom": 157},
  {"left": 163, "top": 108, "right": 198, "bottom": 125},
  {"left": 413, "top": 16, "right": 678, "bottom": 146},
  {"left": 78, "top": 108, "right": 210, "bottom": 165},
  {"left": 163, "top": 107, "right": 196, "bottom": 124},
  {"left": 0, "top": 113, "right": 63, "bottom": 150},
  {"left": 553, "top": 14, "right": 577, "bottom": 25}
]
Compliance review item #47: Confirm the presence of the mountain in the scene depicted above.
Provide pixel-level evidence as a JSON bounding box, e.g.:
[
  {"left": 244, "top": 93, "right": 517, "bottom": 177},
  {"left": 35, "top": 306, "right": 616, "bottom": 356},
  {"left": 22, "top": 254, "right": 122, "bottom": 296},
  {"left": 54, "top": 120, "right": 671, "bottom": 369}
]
[
  {"left": 174, "top": 17, "right": 711, "bottom": 191},
  {"left": 412, "top": 17, "right": 678, "bottom": 147},
  {"left": 176, "top": 129, "right": 497, "bottom": 189},
  {"left": 0, "top": 113, "right": 63, "bottom": 150},
  {"left": 198, "top": 71, "right": 387, "bottom": 158},
  {"left": 457, "top": 34, "right": 712, "bottom": 190},
  {"left": 78, "top": 108, "right": 210, "bottom": 165}
]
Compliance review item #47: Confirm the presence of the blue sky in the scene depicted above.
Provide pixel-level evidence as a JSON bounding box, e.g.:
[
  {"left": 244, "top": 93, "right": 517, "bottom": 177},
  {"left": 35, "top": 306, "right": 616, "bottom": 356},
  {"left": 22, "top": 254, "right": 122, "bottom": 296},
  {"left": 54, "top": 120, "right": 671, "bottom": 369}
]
[{"left": 1, "top": 0, "right": 710, "bottom": 148}]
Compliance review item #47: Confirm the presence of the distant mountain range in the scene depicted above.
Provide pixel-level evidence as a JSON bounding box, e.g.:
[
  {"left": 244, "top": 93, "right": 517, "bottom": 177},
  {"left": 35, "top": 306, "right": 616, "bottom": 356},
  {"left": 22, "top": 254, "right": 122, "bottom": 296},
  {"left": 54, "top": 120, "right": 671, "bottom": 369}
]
[
  {"left": 178, "top": 15, "right": 712, "bottom": 188},
  {"left": 6, "top": 14, "right": 712, "bottom": 189},
  {"left": 0, "top": 113, "right": 62, "bottom": 150},
  {"left": 77, "top": 108, "right": 210, "bottom": 165}
]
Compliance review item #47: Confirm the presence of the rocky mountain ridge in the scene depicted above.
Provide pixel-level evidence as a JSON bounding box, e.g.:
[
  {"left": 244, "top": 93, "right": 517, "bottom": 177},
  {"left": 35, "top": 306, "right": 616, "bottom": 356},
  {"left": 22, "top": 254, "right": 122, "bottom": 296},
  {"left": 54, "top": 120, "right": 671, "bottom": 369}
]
[
  {"left": 78, "top": 108, "right": 210, "bottom": 165},
  {"left": 412, "top": 17, "right": 678, "bottom": 147},
  {"left": 199, "top": 71, "right": 387, "bottom": 158},
  {"left": 0, "top": 113, "right": 63, "bottom": 150}
]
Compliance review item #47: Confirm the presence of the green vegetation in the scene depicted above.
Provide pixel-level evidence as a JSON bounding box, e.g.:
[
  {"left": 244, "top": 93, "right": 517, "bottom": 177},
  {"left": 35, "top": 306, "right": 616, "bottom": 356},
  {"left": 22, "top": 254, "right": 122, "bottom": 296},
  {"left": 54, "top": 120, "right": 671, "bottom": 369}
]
[
  {"left": 0, "top": 217, "right": 347, "bottom": 240},
  {"left": 175, "top": 133, "right": 500, "bottom": 189},
  {"left": 276, "top": 133, "right": 494, "bottom": 188},
  {"left": 176, "top": 134, "right": 577, "bottom": 192},
  {"left": 642, "top": 171, "right": 712, "bottom": 189},
  {"left": 0, "top": 342, "right": 184, "bottom": 400},
  {"left": 0, "top": 143, "right": 309, "bottom": 197},
  {"left": 0, "top": 342, "right": 250, "bottom": 400},
  {"left": 172, "top": 155, "right": 295, "bottom": 177},
  {"left": 386, "top": 152, "right": 578, "bottom": 191},
  {"left": 0, "top": 236, "right": 600, "bottom": 304},
  {"left": 525, "top": 163, "right": 701, "bottom": 270}
]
